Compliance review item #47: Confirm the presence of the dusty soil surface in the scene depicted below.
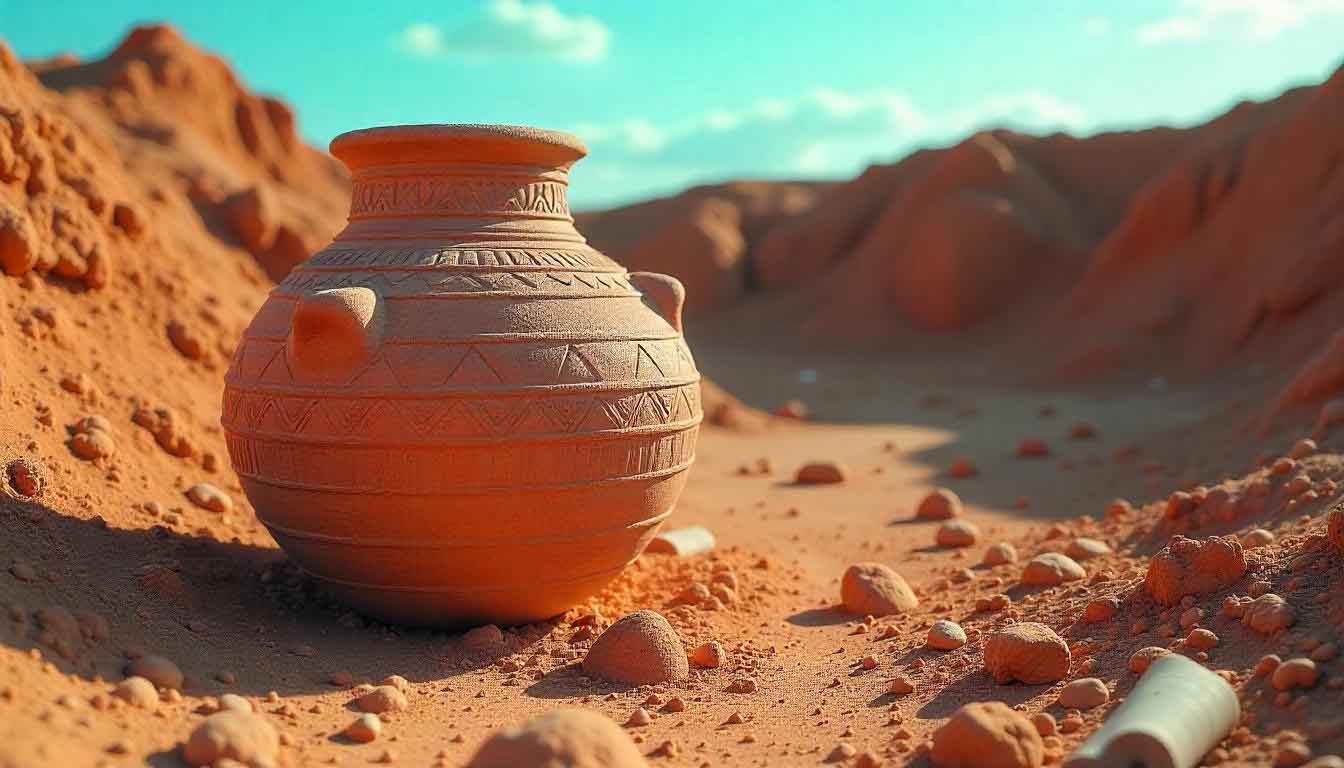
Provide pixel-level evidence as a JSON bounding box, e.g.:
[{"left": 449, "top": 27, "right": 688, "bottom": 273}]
[{"left": 3, "top": 24, "right": 1344, "bottom": 768}]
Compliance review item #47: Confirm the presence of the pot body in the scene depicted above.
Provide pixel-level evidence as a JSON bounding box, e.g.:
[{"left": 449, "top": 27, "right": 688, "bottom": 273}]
[{"left": 221, "top": 125, "right": 701, "bottom": 626}]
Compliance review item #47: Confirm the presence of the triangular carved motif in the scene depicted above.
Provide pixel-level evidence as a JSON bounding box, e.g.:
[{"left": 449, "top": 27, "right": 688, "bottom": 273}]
[
  {"left": 257, "top": 345, "right": 294, "bottom": 385},
  {"left": 276, "top": 398, "right": 317, "bottom": 432},
  {"left": 634, "top": 344, "right": 667, "bottom": 380},
  {"left": 555, "top": 345, "right": 601, "bottom": 384},
  {"left": 445, "top": 347, "right": 503, "bottom": 386}
]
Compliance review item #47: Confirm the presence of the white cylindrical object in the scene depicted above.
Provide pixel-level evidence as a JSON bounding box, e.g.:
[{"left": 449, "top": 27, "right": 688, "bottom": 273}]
[
  {"left": 646, "top": 525, "right": 716, "bottom": 557},
  {"left": 1063, "top": 654, "right": 1238, "bottom": 768}
]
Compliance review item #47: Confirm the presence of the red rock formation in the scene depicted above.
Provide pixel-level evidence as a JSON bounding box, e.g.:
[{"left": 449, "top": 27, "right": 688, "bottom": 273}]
[{"left": 31, "top": 24, "right": 348, "bottom": 279}]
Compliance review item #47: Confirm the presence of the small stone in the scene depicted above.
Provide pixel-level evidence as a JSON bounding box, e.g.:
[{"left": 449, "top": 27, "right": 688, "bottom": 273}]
[
  {"left": 354, "top": 685, "right": 408, "bottom": 714},
  {"left": 1065, "top": 538, "right": 1110, "bottom": 561},
  {"left": 1242, "top": 594, "right": 1297, "bottom": 634},
  {"left": 181, "top": 710, "right": 278, "bottom": 767},
  {"left": 916, "top": 488, "right": 963, "bottom": 520},
  {"left": 795, "top": 461, "right": 847, "bottom": 485},
  {"left": 1058, "top": 678, "right": 1109, "bottom": 709},
  {"left": 1129, "top": 646, "right": 1171, "bottom": 675},
  {"left": 5, "top": 458, "right": 47, "bottom": 498},
  {"left": 936, "top": 520, "right": 980, "bottom": 548},
  {"left": 927, "top": 620, "right": 967, "bottom": 650},
  {"left": 1021, "top": 553, "right": 1086, "bottom": 586},
  {"left": 689, "top": 640, "right": 726, "bottom": 669},
  {"left": 1186, "top": 628, "right": 1219, "bottom": 650},
  {"left": 982, "top": 543, "right": 1018, "bottom": 566},
  {"left": 112, "top": 676, "right": 159, "bottom": 709},
  {"left": 583, "top": 610, "right": 688, "bottom": 684},
  {"left": 1271, "top": 659, "right": 1319, "bottom": 691},
  {"left": 841, "top": 563, "right": 918, "bottom": 616},
  {"left": 185, "top": 483, "right": 232, "bottom": 514},
  {"left": 1031, "top": 712, "right": 1056, "bottom": 737},
  {"left": 69, "top": 429, "right": 115, "bottom": 460},
  {"left": 462, "top": 624, "right": 504, "bottom": 652},
  {"left": 984, "top": 623, "right": 1070, "bottom": 684},
  {"left": 125, "top": 656, "right": 183, "bottom": 690},
  {"left": 1083, "top": 598, "right": 1119, "bottom": 623},
  {"left": 887, "top": 676, "right": 915, "bottom": 696},
  {"left": 466, "top": 709, "right": 644, "bottom": 767},
  {"left": 344, "top": 713, "right": 382, "bottom": 743},
  {"left": 932, "top": 702, "right": 1044, "bottom": 768},
  {"left": 725, "top": 677, "right": 756, "bottom": 694},
  {"left": 625, "top": 707, "right": 651, "bottom": 727},
  {"left": 167, "top": 320, "right": 205, "bottom": 360},
  {"left": 1143, "top": 535, "right": 1245, "bottom": 606}
]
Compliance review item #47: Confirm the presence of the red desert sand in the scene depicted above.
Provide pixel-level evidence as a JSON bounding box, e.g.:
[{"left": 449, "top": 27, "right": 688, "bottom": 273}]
[{"left": 4, "top": 23, "right": 1344, "bottom": 768}]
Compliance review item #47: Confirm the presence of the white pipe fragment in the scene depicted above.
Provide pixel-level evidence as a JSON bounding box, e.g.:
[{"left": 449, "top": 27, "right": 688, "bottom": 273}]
[
  {"left": 1063, "top": 653, "right": 1238, "bottom": 768},
  {"left": 646, "top": 526, "right": 716, "bottom": 557}
]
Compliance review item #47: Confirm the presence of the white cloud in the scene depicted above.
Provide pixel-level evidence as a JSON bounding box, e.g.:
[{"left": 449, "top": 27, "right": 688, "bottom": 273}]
[
  {"left": 1083, "top": 16, "right": 1111, "bottom": 36},
  {"left": 1138, "top": 0, "right": 1344, "bottom": 45},
  {"left": 564, "top": 86, "right": 1087, "bottom": 205},
  {"left": 398, "top": 0, "right": 610, "bottom": 63}
]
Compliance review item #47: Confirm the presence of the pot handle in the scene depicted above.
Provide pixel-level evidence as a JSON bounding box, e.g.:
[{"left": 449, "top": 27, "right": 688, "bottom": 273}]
[
  {"left": 628, "top": 272, "right": 685, "bottom": 334},
  {"left": 285, "top": 287, "right": 384, "bottom": 382}
]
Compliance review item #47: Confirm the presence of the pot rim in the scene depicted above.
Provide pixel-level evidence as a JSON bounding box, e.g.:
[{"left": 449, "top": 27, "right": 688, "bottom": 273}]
[{"left": 330, "top": 123, "right": 587, "bottom": 171}]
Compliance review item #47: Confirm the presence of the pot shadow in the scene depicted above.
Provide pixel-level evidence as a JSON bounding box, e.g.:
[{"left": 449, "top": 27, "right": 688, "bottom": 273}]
[
  {"left": 785, "top": 606, "right": 853, "bottom": 627},
  {"left": 0, "top": 494, "right": 548, "bottom": 699}
]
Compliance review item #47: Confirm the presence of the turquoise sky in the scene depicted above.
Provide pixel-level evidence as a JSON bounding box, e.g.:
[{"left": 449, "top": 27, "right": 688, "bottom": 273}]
[{"left": 5, "top": 0, "right": 1344, "bottom": 209}]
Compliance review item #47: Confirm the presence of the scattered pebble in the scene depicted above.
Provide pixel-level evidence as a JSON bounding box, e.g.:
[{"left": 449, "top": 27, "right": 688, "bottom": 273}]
[
  {"left": 932, "top": 702, "right": 1043, "bottom": 768},
  {"left": 1058, "top": 678, "right": 1109, "bottom": 709},
  {"left": 984, "top": 623, "right": 1070, "bottom": 684},
  {"left": 354, "top": 686, "right": 408, "bottom": 714},
  {"left": 181, "top": 710, "right": 278, "bottom": 768},
  {"left": 344, "top": 713, "right": 382, "bottom": 743},
  {"left": 1021, "top": 553, "right": 1086, "bottom": 586},
  {"left": 1064, "top": 538, "right": 1110, "bottom": 561},
  {"left": 466, "top": 709, "right": 645, "bottom": 767},
  {"left": 840, "top": 563, "right": 918, "bottom": 616},
  {"left": 185, "top": 483, "right": 232, "bottom": 514},
  {"left": 689, "top": 640, "right": 726, "bottom": 669},
  {"left": 583, "top": 610, "right": 688, "bottom": 684},
  {"left": 111, "top": 677, "right": 159, "bottom": 709},
  {"left": 927, "top": 620, "right": 967, "bottom": 650},
  {"left": 916, "top": 488, "right": 962, "bottom": 520},
  {"left": 794, "top": 461, "right": 847, "bottom": 485},
  {"left": 982, "top": 542, "right": 1018, "bottom": 566},
  {"left": 936, "top": 520, "right": 980, "bottom": 548}
]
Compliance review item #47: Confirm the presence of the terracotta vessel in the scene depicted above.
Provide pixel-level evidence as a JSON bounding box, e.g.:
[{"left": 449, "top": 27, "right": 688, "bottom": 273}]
[{"left": 221, "top": 125, "right": 701, "bottom": 627}]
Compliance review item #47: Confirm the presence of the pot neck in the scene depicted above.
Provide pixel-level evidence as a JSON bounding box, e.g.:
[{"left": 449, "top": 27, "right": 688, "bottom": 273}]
[{"left": 330, "top": 124, "right": 588, "bottom": 243}]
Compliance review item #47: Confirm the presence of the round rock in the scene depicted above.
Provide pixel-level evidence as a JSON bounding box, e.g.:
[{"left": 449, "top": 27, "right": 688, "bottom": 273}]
[
  {"left": 1021, "top": 553, "right": 1086, "bottom": 587},
  {"left": 984, "top": 622, "right": 1070, "bottom": 685},
  {"left": 931, "top": 701, "right": 1044, "bottom": 768},
  {"left": 916, "top": 488, "right": 962, "bottom": 520},
  {"left": 840, "top": 563, "right": 918, "bottom": 616},
  {"left": 983, "top": 542, "right": 1018, "bottom": 566},
  {"left": 467, "top": 709, "right": 646, "bottom": 768},
  {"left": 1058, "top": 678, "right": 1109, "bottom": 709},
  {"left": 1064, "top": 538, "right": 1110, "bottom": 561},
  {"left": 936, "top": 520, "right": 980, "bottom": 548},
  {"left": 344, "top": 713, "right": 382, "bottom": 743},
  {"left": 583, "top": 610, "right": 688, "bottom": 685},
  {"left": 112, "top": 676, "right": 159, "bottom": 709},
  {"left": 795, "top": 461, "right": 847, "bottom": 485},
  {"left": 354, "top": 685, "right": 408, "bottom": 714},
  {"left": 927, "top": 620, "right": 967, "bottom": 650},
  {"left": 186, "top": 483, "right": 233, "bottom": 514},
  {"left": 181, "top": 710, "right": 278, "bottom": 768}
]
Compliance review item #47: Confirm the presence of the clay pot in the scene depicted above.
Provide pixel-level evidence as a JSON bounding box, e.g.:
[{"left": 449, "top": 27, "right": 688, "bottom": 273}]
[{"left": 222, "top": 125, "right": 701, "bottom": 626}]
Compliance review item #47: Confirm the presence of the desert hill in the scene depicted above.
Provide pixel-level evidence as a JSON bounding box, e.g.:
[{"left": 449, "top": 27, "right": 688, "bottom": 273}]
[{"left": 3, "top": 22, "right": 1344, "bottom": 768}]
